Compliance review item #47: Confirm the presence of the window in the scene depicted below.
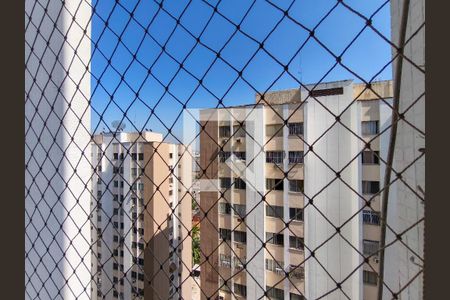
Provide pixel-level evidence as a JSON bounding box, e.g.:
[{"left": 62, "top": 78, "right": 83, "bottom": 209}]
[
  {"left": 234, "top": 283, "right": 247, "bottom": 297},
  {"left": 131, "top": 168, "right": 137, "bottom": 176},
  {"left": 219, "top": 228, "right": 231, "bottom": 241},
  {"left": 362, "top": 121, "right": 379, "bottom": 135},
  {"left": 233, "top": 230, "right": 247, "bottom": 244},
  {"left": 289, "top": 180, "right": 304, "bottom": 193},
  {"left": 266, "top": 205, "right": 284, "bottom": 218},
  {"left": 265, "top": 258, "right": 284, "bottom": 273},
  {"left": 290, "top": 208, "right": 303, "bottom": 221},
  {"left": 290, "top": 293, "right": 305, "bottom": 300},
  {"left": 310, "top": 87, "right": 344, "bottom": 97},
  {"left": 219, "top": 177, "right": 232, "bottom": 189},
  {"left": 266, "top": 286, "right": 284, "bottom": 300},
  {"left": 363, "top": 270, "right": 378, "bottom": 285},
  {"left": 113, "top": 153, "right": 118, "bottom": 160},
  {"left": 289, "top": 265, "right": 305, "bottom": 280},
  {"left": 138, "top": 153, "right": 144, "bottom": 161},
  {"left": 266, "top": 124, "right": 283, "bottom": 137},
  {"left": 219, "top": 254, "right": 231, "bottom": 268},
  {"left": 363, "top": 239, "right": 380, "bottom": 256},
  {"left": 234, "top": 204, "right": 246, "bottom": 218},
  {"left": 97, "top": 191, "right": 102, "bottom": 199},
  {"left": 289, "top": 236, "right": 304, "bottom": 250},
  {"left": 114, "top": 180, "right": 119, "bottom": 187},
  {"left": 113, "top": 208, "right": 118, "bottom": 215},
  {"left": 138, "top": 273, "right": 144, "bottom": 281},
  {"left": 113, "top": 263, "right": 118, "bottom": 270},
  {"left": 266, "top": 151, "right": 284, "bottom": 164},
  {"left": 362, "top": 150, "right": 380, "bottom": 164},
  {"left": 97, "top": 177, "right": 102, "bottom": 184},
  {"left": 120, "top": 153, "right": 124, "bottom": 160},
  {"left": 219, "top": 125, "right": 231, "bottom": 138},
  {"left": 218, "top": 202, "right": 231, "bottom": 215},
  {"left": 266, "top": 178, "right": 284, "bottom": 191},
  {"left": 234, "top": 178, "right": 246, "bottom": 190},
  {"left": 289, "top": 122, "right": 304, "bottom": 135},
  {"left": 218, "top": 151, "right": 231, "bottom": 163},
  {"left": 362, "top": 181, "right": 380, "bottom": 194},
  {"left": 113, "top": 235, "right": 119, "bottom": 242},
  {"left": 266, "top": 232, "right": 284, "bottom": 246},
  {"left": 138, "top": 182, "right": 144, "bottom": 191},
  {"left": 363, "top": 210, "right": 380, "bottom": 225},
  {"left": 289, "top": 151, "right": 304, "bottom": 164},
  {"left": 234, "top": 151, "right": 246, "bottom": 161}
]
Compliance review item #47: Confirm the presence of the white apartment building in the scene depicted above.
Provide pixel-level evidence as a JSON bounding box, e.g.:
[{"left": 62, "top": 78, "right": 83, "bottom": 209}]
[
  {"left": 199, "top": 80, "right": 394, "bottom": 300},
  {"left": 90, "top": 131, "right": 193, "bottom": 300}
]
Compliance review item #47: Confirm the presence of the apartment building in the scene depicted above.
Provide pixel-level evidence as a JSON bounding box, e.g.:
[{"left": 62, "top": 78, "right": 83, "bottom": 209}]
[
  {"left": 90, "top": 131, "right": 193, "bottom": 300},
  {"left": 199, "top": 80, "right": 393, "bottom": 300}
]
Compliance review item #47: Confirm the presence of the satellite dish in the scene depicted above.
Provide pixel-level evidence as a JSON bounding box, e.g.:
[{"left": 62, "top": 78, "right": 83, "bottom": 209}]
[{"left": 111, "top": 120, "right": 126, "bottom": 132}]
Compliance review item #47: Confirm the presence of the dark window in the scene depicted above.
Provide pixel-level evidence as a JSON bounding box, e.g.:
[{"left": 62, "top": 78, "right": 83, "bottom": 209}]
[
  {"left": 138, "top": 273, "right": 145, "bottom": 281},
  {"left": 219, "top": 177, "right": 232, "bottom": 189},
  {"left": 289, "top": 151, "right": 304, "bottom": 164},
  {"left": 234, "top": 204, "right": 246, "bottom": 218},
  {"left": 218, "top": 202, "right": 231, "bottom": 215},
  {"left": 113, "top": 235, "right": 118, "bottom": 242},
  {"left": 266, "top": 205, "right": 284, "bottom": 218},
  {"left": 289, "top": 180, "right": 304, "bottom": 193},
  {"left": 290, "top": 293, "right": 305, "bottom": 300},
  {"left": 362, "top": 121, "right": 379, "bottom": 135},
  {"left": 138, "top": 153, "right": 144, "bottom": 161},
  {"left": 289, "top": 236, "right": 304, "bottom": 250},
  {"left": 218, "top": 151, "right": 231, "bottom": 163},
  {"left": 266, "top": 151, "right": 284, "bottom": 164},
  {"left": 234, "top": 283, "right": 247, "bottom": 297},
  {"left": 131, "top": 153, "right": 137, "bottom": 161},
  {"left": 363, "top": 239, "right": 380, "bottom": 256},
  {"left": 234, "top": 151, "right": 246, "bottom": 161},
  {"left": 362, "top": 150, "right": 380, "bottom": 164},
  {"left": 114, "top": 181, "right": 118, "bottom": 187},
  {"left": 310, "top": 87, "right": 344, "bottom": 97},
  {"left": 290, "top": 208, "right": 303, "bottom": 221},
  {"left": 113, "top": 153, "right": 118, "bottom": 160},
  {"left": 219, "top": 228, "right": 231, "bottom": 241},
  {"left": 219, "top": 126, "right": 231, "bottom": 138},
  {"left": 363, "top": 270, "right": 378, "bottom": 285},
  {"left": 234, "top": 178, "right": 246, "bottom": 190},
  {"left": 233, "top": 230, "right": 247, "bottom": 244},
  {"left": 266, "top": 178, "right": 284, "bottom": 191},
  {"left": 266, "top": 232, "right": 284, "bottom": 246},
  {"left": 363, "top": 210, "right": 381, "bottom": 225},
  {"left": 288, "top": 122, "right": 304, "bottom": 135},
  {"left": 266, "top": 286, "right": 284, "bottom": 300},
  {"left": 362, "top": 181, "right": 380, "bottom": 194}
]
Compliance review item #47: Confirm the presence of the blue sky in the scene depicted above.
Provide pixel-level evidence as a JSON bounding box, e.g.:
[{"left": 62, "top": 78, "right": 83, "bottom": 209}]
[{"left": 90, "top": 0, "right": 392, "bottom": 141}]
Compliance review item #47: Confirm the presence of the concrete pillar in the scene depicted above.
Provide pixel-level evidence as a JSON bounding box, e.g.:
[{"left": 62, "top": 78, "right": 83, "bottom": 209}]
[
  {"left": 25, "top": 0, "right": 92, "bottom": 299},
  {"left": 304, "top": 81, "right": 362, "bottom": 300}
]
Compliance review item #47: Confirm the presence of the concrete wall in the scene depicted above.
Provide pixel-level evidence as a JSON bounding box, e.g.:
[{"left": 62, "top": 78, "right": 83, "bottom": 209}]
[{"left": 25, "top": 0, "right": 92, "bottom": 299}]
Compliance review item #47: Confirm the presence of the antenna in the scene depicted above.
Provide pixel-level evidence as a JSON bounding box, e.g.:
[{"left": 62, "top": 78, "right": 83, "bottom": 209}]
[{"left": 111, "top": 120, "right": 126, "bottom": 132}]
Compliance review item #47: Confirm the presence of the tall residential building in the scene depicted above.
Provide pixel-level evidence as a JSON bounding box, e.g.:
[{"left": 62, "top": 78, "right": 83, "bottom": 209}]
[
  {"left": 199, "top": 80, "right": 393, "bottom": 300},
  {"left": 90, "top": 131, "right": 193, "bottom": 300}
]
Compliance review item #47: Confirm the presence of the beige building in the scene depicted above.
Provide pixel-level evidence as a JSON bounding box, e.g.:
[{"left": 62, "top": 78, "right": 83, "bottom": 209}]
[
  {"left": 90, "top": 131, "right": 192, "bottom": 300},
  {"left": 199, "top": 80, "right": 393, "bottom": 300}
]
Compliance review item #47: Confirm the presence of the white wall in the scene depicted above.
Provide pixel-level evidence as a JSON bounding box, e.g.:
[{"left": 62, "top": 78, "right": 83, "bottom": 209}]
[
  {"left": 304, "top": 81, "right": 362, "bottom": 300},
  {"left": 384, "top": 0, "right": 425, "bottom": 298},
  {"left": 25, "top": 0, "right": 92, "bottom": 299}
]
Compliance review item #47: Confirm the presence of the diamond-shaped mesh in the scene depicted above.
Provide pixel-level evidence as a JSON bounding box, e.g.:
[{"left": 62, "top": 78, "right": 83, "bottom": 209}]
[{"left": 25, "top": 0, "right": 424, "bottom": 299}]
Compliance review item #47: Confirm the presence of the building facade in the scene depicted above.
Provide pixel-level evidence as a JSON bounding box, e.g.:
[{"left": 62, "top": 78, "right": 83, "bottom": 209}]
[
  {"left": 199, "top": 80, "right": 393, "bottom": 300},
  {"left": 90, "top": 131, "right": 192, "bottom": 300}
]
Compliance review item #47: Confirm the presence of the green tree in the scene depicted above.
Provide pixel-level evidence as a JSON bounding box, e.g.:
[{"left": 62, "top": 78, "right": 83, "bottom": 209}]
[{"left": 192, "top": 225, "right": 200, "bottom": 265}]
